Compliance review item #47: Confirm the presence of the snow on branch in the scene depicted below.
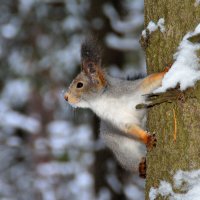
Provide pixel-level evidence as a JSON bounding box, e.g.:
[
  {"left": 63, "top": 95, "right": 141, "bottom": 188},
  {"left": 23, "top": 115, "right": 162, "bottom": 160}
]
[
  {"left": 105, "top": 34, "right": 139, "bottom": 51},
  {"left": 103, "top": 2, "right": 143, "bottom": 34},
  {"left": 149, "top": 169, "right": 200, "bottom": 200},
  {"left": 155, "top": 23, "right": 200, "bottom": 93},
  {"left": 142, "top": 18, "right": 165, "bottom": 38},
  {"left": 0, "top": 101, "right": 41, "bottom": 134}
]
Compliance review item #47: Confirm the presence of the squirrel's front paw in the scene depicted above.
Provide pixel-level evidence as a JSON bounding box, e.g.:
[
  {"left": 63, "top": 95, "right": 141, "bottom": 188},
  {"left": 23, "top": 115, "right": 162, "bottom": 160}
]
[{"left": 146, "top": 133, "right": 157, "bottom": 151}]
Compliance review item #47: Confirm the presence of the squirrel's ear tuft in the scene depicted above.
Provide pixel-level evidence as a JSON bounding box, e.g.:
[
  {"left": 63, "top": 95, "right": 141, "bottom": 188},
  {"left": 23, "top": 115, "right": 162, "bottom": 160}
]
[
  {"left": 81, "top": 37, "right": 106, "bottom": 87},
  {"left": 81, "top": 37, "right": 102, "bottom": 67}
]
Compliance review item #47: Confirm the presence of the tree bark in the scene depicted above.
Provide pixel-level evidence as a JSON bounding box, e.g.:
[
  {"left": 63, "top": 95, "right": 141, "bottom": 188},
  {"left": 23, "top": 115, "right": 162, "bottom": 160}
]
[{"left": 144, "top": 1, "right": 200, "bottom": 199}]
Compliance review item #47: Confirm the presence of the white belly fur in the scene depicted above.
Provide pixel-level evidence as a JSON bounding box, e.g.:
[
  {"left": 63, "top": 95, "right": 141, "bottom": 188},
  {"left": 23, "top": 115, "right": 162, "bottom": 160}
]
[
  {"left": 92, "top": 94, "right": 146, "bottom": 130},
  {"left": 100, "top": 122, "right": 146, "bottom": 172}
]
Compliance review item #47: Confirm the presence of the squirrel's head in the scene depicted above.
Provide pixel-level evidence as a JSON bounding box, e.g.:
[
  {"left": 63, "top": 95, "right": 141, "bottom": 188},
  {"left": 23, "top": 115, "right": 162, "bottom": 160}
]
[{"left": 64, "top": 38, "right": 107, "bottom": 108}]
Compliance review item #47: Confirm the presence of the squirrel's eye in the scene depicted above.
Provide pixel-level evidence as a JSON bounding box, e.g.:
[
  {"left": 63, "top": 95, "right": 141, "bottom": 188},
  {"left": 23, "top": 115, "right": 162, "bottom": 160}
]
[{"left": 77, "top": 82, "right": 83, "bottom": 88}]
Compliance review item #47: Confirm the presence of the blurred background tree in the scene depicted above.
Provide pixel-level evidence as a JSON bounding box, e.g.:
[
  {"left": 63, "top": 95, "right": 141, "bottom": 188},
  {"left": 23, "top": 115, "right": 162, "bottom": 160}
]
[{"left": 0, "top": 0, "right": 145, "bottom": 199}]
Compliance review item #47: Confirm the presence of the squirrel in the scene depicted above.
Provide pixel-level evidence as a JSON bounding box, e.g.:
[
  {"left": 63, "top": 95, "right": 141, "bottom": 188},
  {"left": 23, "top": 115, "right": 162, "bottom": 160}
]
[{"left": 64, "top": 38, "right": 168, "bottom": 178}]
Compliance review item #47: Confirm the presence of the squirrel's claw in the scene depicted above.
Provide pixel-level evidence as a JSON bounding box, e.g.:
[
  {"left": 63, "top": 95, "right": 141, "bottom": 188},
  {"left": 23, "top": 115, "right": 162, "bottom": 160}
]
[{"left": 146, "top": 133, "right": 157, "bottom": 151}]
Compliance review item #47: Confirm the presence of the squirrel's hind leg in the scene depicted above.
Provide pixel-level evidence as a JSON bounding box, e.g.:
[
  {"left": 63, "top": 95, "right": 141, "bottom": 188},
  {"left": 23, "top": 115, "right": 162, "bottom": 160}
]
[{"left": 139, "top": 157, "right": 146, "bottom": 178}]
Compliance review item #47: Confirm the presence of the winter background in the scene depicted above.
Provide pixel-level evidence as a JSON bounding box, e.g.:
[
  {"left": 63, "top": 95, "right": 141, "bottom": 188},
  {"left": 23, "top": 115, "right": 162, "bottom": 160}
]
[{"left": 0, "top": 0, "right": 146, "bottom": 200}]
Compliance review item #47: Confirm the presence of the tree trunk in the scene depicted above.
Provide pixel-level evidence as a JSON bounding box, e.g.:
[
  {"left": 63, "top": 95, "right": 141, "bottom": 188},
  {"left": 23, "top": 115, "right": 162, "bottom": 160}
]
[{"left": 144, "top": 1, "right": 200, "bottom": 199}]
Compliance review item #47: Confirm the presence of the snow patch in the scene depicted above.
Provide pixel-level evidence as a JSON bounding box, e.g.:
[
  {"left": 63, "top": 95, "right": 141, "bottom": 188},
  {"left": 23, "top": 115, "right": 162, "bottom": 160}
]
[
  {"left": 96, "top": 187, "right": 111, "bottom": 200},
  {"left": 2, "top": 79, "right": 31, "bottom": 107},
  {"left": 157, "top": 18, "right": 165, "bottom": 33},
  {"left": 8, "top": 51, "right": 31, "bottom": 75},
  {"left": 1, "top": 111, "right": 41, "bottom": 134},
  {"left": 105, "top": 33, "right": 139, "bottom": 51},
  {"left": 47, "top": 121, "right": 93, "bottom": 155},
  {"left": 37, "top": 161, "right": 81, "bottom": 177},
  {"left": 194, "top": 0, "right": 200, "bottom": 6},
  {"left": 0, "top": 100, "right": 41, "bottom": 134},
  {"left": 155, "top": 23, "right": 200, "bottom": 92},
  {"left": 124, "top": 184, "right": 144, "bottom": 200},
  {"left": 103, "top": 3, "right": 143, "bottom": 34},
  {"left": 2, "top": 23, "right": 18, "bottom": 39},
  {"left": 142, "top": 18, "right": 165, "bottom": 38},
  {"left": 62, "top": 16, "right": 83, "bottom": 32},
  {"left": 149, "top": 169, "right": 200, "bottom": 200},
  {"left": 106, "top": 174, "right": 122, "bottom": 193},
  {"left": 19, "top": 0, "right": 34, "bottom": 13}
]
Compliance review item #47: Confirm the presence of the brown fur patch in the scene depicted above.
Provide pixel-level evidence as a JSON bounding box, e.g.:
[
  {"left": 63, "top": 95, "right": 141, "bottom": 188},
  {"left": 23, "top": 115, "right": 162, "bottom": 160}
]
[
  {"left": 97, "top": 68, "right": 107, "bottom": 87},
  {"left": 82, "top": 60, "right": 107, "bottom": 88}
]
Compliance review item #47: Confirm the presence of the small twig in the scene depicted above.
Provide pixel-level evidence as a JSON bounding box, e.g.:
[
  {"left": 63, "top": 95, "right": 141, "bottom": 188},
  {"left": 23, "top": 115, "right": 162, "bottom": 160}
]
[
  {"left": 188, "top": 33, "right": 200, "bottom": 43},
  {"left": 136, "top": 89, "right": 184, "bottom": 110},
  {"left": 173, "top": 108, "right": 177, "bottom": 143}
]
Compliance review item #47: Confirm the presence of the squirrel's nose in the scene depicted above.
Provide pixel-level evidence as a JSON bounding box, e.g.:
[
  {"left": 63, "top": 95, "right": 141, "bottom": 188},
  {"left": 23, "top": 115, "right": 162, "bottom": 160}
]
[{"left": 64, "top": 93, "right": 68, "bottom": 101}]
